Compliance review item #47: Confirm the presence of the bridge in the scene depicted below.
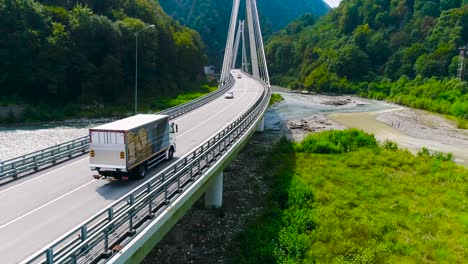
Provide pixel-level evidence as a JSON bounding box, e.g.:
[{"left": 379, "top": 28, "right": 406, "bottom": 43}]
[{"left": 0, "top": 0, "right": 270, "bottom": 263}]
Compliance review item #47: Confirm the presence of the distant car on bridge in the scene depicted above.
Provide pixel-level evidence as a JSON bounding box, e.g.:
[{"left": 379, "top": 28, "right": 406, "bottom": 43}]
[{"left": 225, "top": 91, "right": 234, "bottom": 99}]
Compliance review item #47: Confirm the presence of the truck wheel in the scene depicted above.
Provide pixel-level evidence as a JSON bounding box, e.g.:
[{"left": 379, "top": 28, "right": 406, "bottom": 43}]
[
  {"left": 167, "top": 147, "right": 174, "bottom": 161},
  {"left": 136, "top": 163, "right": 148, "bottom": 179}
]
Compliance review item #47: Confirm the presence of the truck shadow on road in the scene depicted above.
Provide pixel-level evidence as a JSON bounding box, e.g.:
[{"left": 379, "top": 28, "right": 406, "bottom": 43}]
[{"left": 95, "top": 158, "right": 181, "bottom": 201}]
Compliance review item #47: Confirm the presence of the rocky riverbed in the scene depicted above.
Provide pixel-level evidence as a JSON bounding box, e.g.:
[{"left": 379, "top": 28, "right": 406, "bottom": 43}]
[
  {"left": 0, "top": 119, "right": 112, "bottom": 161},
  {"left": 286, "top": 116, "right": 345, "bottom": 141},
  {"left": 0, "top": 125, "right": 89, "bottom": 161}
]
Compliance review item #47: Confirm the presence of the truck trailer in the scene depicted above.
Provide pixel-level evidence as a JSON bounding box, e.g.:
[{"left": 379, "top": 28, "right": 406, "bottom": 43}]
[{"left": 89, "top": 114, "right": 177, "bottom": 180}]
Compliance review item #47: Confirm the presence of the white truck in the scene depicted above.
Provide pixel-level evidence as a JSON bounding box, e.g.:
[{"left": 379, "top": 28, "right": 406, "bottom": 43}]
[{"left": 89, "top": 114, "right": 177, "bottom": 180}]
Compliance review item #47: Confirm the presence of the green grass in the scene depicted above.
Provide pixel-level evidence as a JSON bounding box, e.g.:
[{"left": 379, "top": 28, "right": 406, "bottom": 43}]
[
  {"left": 270, "top": 93, "right": 285, "bottom": 106},
  {"left": 457, "top": 118, "right": 468, "bottom": 129},
  {"left": 237, "top": 130, "right": 468, "bottom": 264}
]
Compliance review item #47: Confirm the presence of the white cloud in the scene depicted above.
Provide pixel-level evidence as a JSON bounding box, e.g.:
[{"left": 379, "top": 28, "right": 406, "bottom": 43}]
[{"left": 324, "top": 0, "right": 342, "bottom": 8}]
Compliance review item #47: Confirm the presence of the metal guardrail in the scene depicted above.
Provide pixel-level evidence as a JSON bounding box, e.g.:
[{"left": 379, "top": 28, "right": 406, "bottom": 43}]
[
  {"left": 0, "top": 136, "right": 89, "bottom": 181},
  {"left": 23, "top": 77, "right": 270, "bottom": 264},
  {"left": 159, "top": 77, "right": 234, "bottom": 118},
  {"left": 0, "top": 78, "right": 234, "bottom": 181}
]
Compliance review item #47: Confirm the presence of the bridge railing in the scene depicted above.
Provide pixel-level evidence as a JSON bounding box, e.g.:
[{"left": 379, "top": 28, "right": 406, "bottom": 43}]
[
  {"left": 0, "top": 136, "right": 89, "bottom": 181},
  {"left": 0, "top": 77, "right": 234, "bottom": 181},
  {"left": 23, "top": 77, "right": 270, "bottom": 264}
]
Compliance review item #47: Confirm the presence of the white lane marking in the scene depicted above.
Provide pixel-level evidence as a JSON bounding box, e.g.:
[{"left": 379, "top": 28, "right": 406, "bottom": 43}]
[
  {"left": 171, "top": 74, "right": 242, "bottom": 123},
  {"left": 0, "top": 157, "right": 88, "bottom": 195},
  {"left": 182, "top": 80, "right": 262, "bottom": 140},
  {"left": 177, "top": 85, "right": 250, "bottom": 138},
  {"left": 0, "top": 180, "right": 97, "bottom": 230},
  {"left": 228, "top": 81, "right": 262, "bottom": 125}
]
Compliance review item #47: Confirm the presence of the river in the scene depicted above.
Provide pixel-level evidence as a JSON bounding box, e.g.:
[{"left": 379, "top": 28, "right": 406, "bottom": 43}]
[{"left": 267, "top": 88, "right": 468, "bottom": 166}]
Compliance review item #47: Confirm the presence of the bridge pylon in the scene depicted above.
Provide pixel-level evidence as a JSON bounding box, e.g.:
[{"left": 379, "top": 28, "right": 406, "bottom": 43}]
[{"left": 220, "top": 0, "right": 270, "bottom": 87}]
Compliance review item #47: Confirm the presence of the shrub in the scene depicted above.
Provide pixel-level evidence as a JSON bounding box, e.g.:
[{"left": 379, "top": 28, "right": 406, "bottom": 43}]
[
  {"left": 418, "top": 147, "right": 431, "bottom": 157},
  {"left": 297, "top": 129, "right": 378, "bottom": 154},
  {"left": 270, "top": 93, "right": 285, "bottom": 106},
  {"left": 383, "top": 140, "right": 399, "bottom": 150},
  {"left": 418, "top": 147, "right": 454, "bottom": 162},
  {"left": 458, "top": 117, "right": 468, "bottom": 129}
]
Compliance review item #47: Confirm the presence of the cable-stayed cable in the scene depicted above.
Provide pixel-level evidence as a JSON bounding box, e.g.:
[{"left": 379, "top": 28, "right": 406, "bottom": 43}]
[
  {"left": 246, "top": 0, "right": 260, "bottom": 78},
  {"left": 251, "top": 0, "right": 270, "bottom": 86},
  {"left": 220, "top": 0, "right": 240, "bottom": 83},
  {"left": 232, "top": 21, "right": 243, "bottom": 69}
]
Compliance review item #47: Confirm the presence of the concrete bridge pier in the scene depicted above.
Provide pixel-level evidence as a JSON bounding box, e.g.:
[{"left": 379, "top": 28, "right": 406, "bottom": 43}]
[
  {"left": 256, "top": 117, "right": 265, "bottom": 132},
  {"left": 205, "top": 172, "right": 224, "bottom": 208}
]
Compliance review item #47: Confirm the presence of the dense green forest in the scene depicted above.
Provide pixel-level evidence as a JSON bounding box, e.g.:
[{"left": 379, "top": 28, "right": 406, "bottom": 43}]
[
  {"left": 0, "top": 0, "right": 207, "bottom": 120},
  {"left": 159, "top": 0, "right": 330, "bottom": 67},
  {"left": 239, "top": 130, "right": 467, "bottom": 263},
  {"left": 266, "top": 0, "right": 468, "bottom": 125}
]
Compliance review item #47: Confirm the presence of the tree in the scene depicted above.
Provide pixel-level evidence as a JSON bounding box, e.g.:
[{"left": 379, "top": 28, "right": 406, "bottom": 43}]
[
  {"left": 0, "top": 0, "right": 209, "bottom": 114},
  {"left": 40, "top": 22, "right": 73, "bottom": 102},
  {"left": 366, "top": 31, "right": 391, "bottom": 67},
  {"left": 352, "top": 24, "right": 372, "bottom": 51},
  {"left": 339, "top": 3, "right": 360, "bottom": 34},
  {"left": 440, "top": 0, "right": 462, "bottom": 11},
  {"left": 304, "top": 66, "right": 334, "bottom": 92},
  {"left": 336, "top": 44, "right": 371, "bottom": 80}
]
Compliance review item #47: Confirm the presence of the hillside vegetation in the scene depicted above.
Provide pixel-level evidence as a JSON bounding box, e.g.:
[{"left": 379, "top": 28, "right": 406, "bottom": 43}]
[
  {"left": 159, "top": 0, "right": 330, "bottom": 65},
  {"left": 266, "top": 1, "right": 468, "bottom": 125},
  {"left": 0, "top": 0, "right": 207, "bottom": 116},
  {"left": 238, "top": 130, "right": 468, "bottom": 263}
]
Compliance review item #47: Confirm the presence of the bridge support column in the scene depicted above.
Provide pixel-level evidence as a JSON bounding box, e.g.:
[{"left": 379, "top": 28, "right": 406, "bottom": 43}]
[
  {"left": 256, "top": 117, "right": 265, "bottom": 132},
  {"left": 205, "top": 172, "right": 223, "bottom": 208}
]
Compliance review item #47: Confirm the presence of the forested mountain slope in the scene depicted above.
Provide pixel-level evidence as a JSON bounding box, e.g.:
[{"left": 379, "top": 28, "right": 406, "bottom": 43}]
[
  {"left": 0, "top": 0, "right": 206, "bottom": 109},
  {"left": 159, "top": 0, "right": 330, "bottom": 65},
  {"left": 266, "top": 0, "right": 468, "bottom": 125}
]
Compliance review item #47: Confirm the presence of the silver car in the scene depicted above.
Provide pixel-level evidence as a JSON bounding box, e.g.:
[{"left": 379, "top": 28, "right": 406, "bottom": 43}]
[{"left": 225, "top": 91, "right": 234, "bottom": 99}]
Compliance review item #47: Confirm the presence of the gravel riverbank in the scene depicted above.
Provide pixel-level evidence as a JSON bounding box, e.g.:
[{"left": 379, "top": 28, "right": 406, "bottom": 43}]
[{"left": 377, "top": 108, "right": 468, "bottom": 146}]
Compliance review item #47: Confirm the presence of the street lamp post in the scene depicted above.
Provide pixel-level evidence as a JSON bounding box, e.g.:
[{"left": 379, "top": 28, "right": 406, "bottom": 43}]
[{"left": 135, "top": 24, "right": 155, "bottom": 114}]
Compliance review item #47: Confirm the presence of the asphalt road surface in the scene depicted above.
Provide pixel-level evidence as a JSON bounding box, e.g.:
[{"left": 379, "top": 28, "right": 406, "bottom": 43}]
[{"left": 0, "top": 71, "right": 265, "bottom": 263}]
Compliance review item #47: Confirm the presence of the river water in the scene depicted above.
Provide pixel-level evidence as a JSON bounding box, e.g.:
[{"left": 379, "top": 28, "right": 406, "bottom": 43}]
[{"left": 265, "top": 90, "right": 398, "bottom": 130}]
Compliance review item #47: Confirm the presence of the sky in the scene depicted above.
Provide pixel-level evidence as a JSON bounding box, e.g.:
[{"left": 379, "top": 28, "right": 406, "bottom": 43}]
[{"left": 323, "top": 0, "right": 342, "bottom": 8}]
